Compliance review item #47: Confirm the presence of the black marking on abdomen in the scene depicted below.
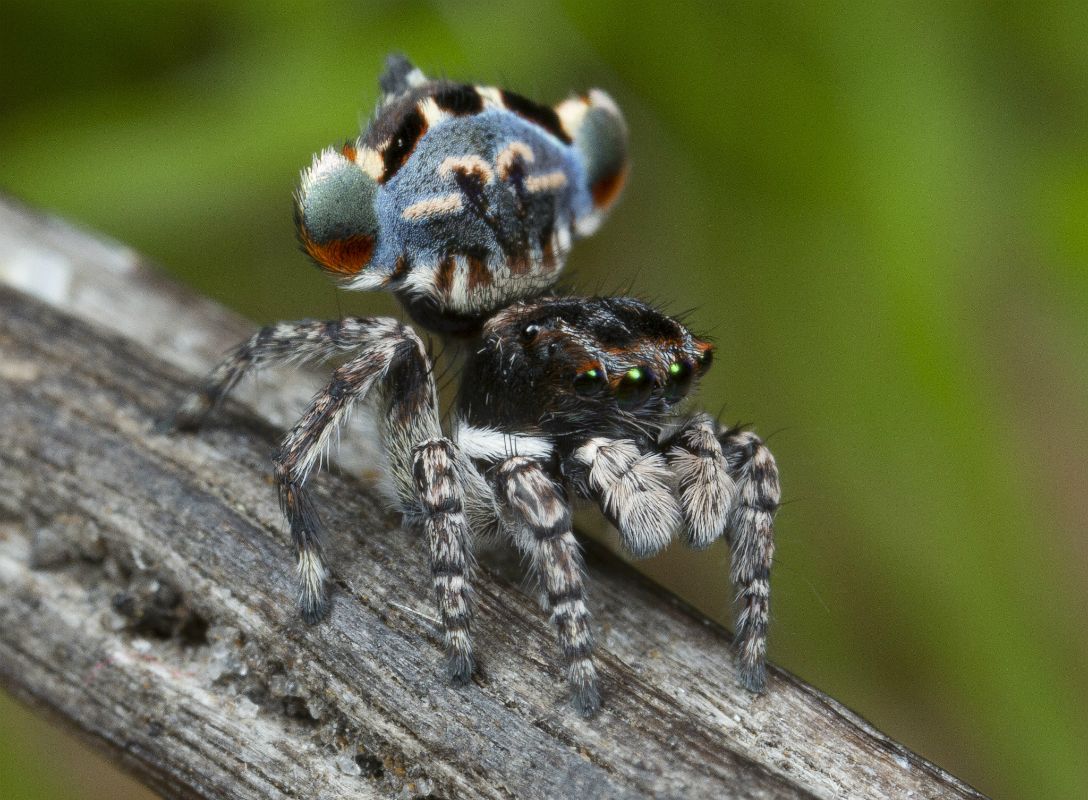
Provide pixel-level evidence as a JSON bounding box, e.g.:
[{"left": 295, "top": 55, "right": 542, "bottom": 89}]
[
  {"left": 434, "top": 83, "right": 484, "bottom": 115},
  {"left": 382, "top": 107, "right": 428, "bottom": 182},
  {"left": 500, "top": 90, "right": 572, "bottom": 144}
]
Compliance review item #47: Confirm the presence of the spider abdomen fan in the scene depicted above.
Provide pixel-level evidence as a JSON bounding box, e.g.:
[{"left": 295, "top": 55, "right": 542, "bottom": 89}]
[{"left": 295, "top": 54, "right": 628, "bottom": 334}]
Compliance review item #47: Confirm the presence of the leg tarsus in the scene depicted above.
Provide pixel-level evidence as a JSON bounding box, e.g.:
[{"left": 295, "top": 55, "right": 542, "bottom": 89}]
[
  {"left": 158, "top": 388, "right": 228, "bottom": 434},
  {"left": 569, "top": 659, "right": 601, "bottom": 717},
  {"left": 446, "top": 648, "right": 475, "bottom": 686},
  {"left": 277, "top": 474, "right": 330, "bottom": 623},
  {"left": 153, "top": 413, "right": 190, "bottom": 436}
]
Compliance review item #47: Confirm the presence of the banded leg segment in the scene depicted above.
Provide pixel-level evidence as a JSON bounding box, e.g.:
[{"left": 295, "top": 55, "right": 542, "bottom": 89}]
[
  {"left": 718, "top": 426, "right": 780, "bottom": 692},
  {"left": 164, "top": 317, "right": 388, "bottom": 431},
  {"left": 569, "top": 438, "right": 681, "bottom": 558},
  {"left": 412, "top": 439, "right": 475, "bottom": 683},
  {"left": 273, "top": 321, "right": 433, "bottom": 622},
  {"left": 665, "top": 414, "right": 736, "bottom": 549},
  {"left": 497, "top": 457, "right": 599, "bottom": 716}
]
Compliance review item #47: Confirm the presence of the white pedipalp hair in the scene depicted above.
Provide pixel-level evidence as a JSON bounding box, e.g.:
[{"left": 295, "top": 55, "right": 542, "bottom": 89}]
[{"left": 454, "top": 421, "right": 555, "bottom": 463}]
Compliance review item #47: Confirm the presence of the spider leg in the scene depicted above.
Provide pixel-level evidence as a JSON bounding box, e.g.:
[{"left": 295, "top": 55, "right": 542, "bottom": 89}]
[
  {"left": 717, "top": 425, "right": 780, "bottom": 692},
  {"left": 412, "top": 439, "right": 475, "bottom": 683},
  {"left": 664, "top": 413, "right": 736, "bottom": 549},
  {"left": 162, "top": 317, "right": 378, "bottom": 432},
  {"left": 170, "top": 314, "right": 484, "bottom": 684},
  {"left": 268, "top": 320, "right": 447, "bottom": 623},
  {"left": 273, "top": 322, "right": 410, "bottom": 622},
  {"left": 496, "top": 457, "right": 599, "bottom": 716},
  {"left": 567, "top": 438, "right": 681, "bottom": 558}
]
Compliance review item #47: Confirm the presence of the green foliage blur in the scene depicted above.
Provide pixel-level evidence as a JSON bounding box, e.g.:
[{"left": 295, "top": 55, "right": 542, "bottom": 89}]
[{"left": 3, "top": 2, "right": 1086, "bottom": 798}]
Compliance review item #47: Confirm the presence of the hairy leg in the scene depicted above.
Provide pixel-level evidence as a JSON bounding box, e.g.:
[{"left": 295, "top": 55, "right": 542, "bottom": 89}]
[
  {"left": 567, "top": 437, "right": 681, "bottom": 558},
  {"left": 269, "top": 321, "right": 440, "bottom": 624},
  {"left": 412, "top": 438, "right": 475, "bottom": 683},
  {"left": 497, "top": 457, "right": 599, "bottom": 716},
  {"left": 718, "top": 425, "right": 780, "bottom": 692},
  {"left": 163, "top": 317, "right": 392, "bottom": 431}
]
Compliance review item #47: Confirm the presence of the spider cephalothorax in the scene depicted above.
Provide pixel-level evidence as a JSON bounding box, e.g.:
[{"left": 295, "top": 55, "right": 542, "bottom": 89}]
[
  {"left": 460, "top": 296, "right": 714, "bottom": 442},
  {"left": 167, "top": 55, "right": 779, "bottom": 716}
]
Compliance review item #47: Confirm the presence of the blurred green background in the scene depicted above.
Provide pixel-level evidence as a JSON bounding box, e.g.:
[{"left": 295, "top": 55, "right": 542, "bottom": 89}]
[{"left": 2, "top": 2, "right": 1086, "bottom": 798}]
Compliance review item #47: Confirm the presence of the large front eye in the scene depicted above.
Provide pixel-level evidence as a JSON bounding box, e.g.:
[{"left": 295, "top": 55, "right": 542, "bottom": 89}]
[
  {"left": 664, "top": 360, "right": 694, "bottom": 402},
  {"left": 616, "top": 366, "right": 653, "bottom": 409},
  {"left": 573, "top": 366, "right": 607, "bottom": 396}
]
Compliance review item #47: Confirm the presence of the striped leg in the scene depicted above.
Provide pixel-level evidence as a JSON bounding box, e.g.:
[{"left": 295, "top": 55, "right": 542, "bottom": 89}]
[
  {"left": 412, "top": 439, "right": 475, "bottom": 683},
  {"left": 272, "top": 321, "right": 437, "bottom": 623},
  {"left": 665, "top": 414, "right": 736, "bottom": 549},
  {"left": 497, "top": 457, "right": 599, "bottom": 716},
  {"left": 162, "top": 317, "right": 385, "bottom": 432},
  {"left": 718, "top": 426, "right": 780, "bottom": 692},
  {"left": 569, "top": 438, "right": 681, "bottom": 558}
]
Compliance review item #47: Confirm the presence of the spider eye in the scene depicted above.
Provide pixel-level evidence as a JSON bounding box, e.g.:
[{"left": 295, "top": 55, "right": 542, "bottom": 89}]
[
  {"left": 615, "top": 366, "right": 653, "bottom": 409},
  {"left": 573, "top": 367, "right": 607, "bottom": 396},
  {"left": 664, "top": 360, "right": 694, "bottom": 402},
  {"left": 521, "top": 324, "right": 541, "bottom": 342},
  {"left": 696, "top": 347, "right": 714, "bottom": 371}
]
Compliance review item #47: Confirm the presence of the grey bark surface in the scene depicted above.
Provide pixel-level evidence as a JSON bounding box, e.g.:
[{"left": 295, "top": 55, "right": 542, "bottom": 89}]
[{"left": 0, "top": 196, "right": 987, "bottom": 800}]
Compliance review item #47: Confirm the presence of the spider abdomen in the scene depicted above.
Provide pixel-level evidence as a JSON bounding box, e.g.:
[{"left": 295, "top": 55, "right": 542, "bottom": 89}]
[
  {"left": 294, "top": 56, "right": 627, "bottom": 335},
  {"left": 381, "top": 112, "right": 583, "bottom": 330}
]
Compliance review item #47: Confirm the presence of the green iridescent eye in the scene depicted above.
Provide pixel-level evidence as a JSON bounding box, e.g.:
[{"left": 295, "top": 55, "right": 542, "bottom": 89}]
[
  {"left": 616, "top": 366, "right": 653, "bottom": 408},
  {"left": 664, "top": 360, "right": 694, "bottom": 401},
  {"left": 574, "top": 366, "right": 607, "bottom": 395}
]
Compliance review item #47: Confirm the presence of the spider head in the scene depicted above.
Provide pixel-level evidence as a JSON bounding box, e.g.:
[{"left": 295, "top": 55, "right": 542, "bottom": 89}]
[{"left": 461, "top": 297, "right": 712, "bottom": 441}]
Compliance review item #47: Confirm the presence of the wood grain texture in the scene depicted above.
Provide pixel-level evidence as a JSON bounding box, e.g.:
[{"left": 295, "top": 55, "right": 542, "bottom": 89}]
[{"left": 0, "top": 196, "right": 987, "bottom": 799}]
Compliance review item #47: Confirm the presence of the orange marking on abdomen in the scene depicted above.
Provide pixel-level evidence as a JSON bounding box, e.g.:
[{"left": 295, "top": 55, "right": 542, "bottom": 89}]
[
  {"left": 466, "top": 253, "right": 493, "bottom": 290},
  {"left": 591, "top": 164, "right": 628, "bottom": 210},
  {"left": 435, "top": 255, "right": 456, "bottom": 296},
  {"left": 302, "top": 232, "right": 375, "bottom": 276}
]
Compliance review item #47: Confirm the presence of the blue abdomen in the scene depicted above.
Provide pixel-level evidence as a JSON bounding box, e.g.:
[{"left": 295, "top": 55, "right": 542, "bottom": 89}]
[{"left": 374, "top": 112, "right": 590, "bottom": 317}]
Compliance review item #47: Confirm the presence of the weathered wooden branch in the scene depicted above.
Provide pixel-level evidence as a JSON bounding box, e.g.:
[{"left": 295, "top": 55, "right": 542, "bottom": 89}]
[{"left": 0, "top": 196, "right": 986, "bottom": 799}]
